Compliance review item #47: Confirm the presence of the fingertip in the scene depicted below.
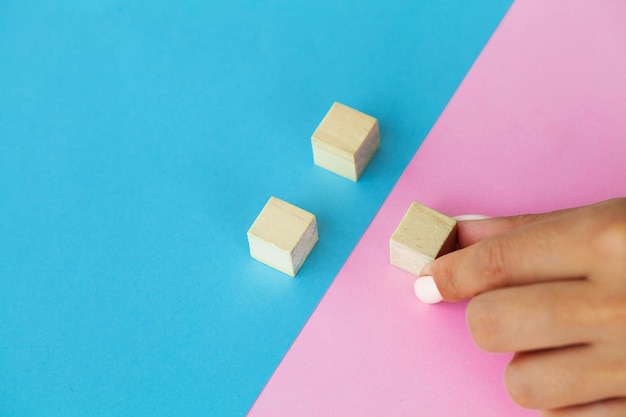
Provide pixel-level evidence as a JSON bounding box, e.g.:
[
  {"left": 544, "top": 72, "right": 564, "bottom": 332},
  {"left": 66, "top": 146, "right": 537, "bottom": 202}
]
[{"left": 418, "top": 253, "right": 468, "bottom": 302}]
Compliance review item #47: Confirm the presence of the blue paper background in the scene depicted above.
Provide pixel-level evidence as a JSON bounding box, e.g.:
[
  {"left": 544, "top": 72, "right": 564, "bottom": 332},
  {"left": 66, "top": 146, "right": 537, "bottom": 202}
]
[{"left": 0, "top": 1, "right": 511, "bottom": 415}]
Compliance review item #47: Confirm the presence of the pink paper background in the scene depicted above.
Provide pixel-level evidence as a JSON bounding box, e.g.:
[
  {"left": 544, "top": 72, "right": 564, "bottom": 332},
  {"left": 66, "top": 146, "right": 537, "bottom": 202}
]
[{"left": 249, "top": 0, "right": 626, "bottom": 415}]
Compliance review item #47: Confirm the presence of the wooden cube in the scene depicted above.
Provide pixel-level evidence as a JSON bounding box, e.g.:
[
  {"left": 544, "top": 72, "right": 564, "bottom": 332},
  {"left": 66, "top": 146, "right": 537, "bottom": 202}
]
[
  {"left": 247, "top": 197, "right": 318, "bottom": 277},
  {"left": 311, "top": 102, "right": 379, "bottom": 181},
  {"left": 390, "top": 202, "right": 458, "bottom": 275}
]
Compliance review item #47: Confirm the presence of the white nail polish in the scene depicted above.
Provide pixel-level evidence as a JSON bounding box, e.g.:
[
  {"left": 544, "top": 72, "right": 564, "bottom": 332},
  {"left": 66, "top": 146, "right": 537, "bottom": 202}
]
[
  {"left": 414, "top": 276, "right": 443, "bottom": 304},
  {"left": 453, "top": 214, "right": 491, "bottom": 221}
]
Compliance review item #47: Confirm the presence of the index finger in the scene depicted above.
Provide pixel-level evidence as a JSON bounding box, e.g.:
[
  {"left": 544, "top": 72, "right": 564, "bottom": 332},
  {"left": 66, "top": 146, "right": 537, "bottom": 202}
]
[
  {"left": 419, "top": 209, "right": 593, "bottom": 302},
  {"left": 456, "top": 207, "right": 577, "bottom": 248}
]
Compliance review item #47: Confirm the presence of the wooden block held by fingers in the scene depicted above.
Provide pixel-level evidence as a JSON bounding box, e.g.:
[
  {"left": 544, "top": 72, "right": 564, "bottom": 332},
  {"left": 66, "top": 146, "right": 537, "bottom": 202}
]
[
  {"left": 390, "top": 202, "right": 458, "bottom": 275},
  {"left": 311, "top": 102, "right": 379, "bottom": 181},
  {"left": 247, "top": 197, "right": 318, "bottom": 277}
]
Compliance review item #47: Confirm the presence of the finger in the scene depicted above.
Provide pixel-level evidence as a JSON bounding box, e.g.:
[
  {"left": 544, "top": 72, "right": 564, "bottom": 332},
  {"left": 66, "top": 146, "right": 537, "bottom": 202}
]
[
  {"left": 456, "top": 208, "right": 576, "bottom": 248},
  {"left": 466, "top": 280, "right": 594, "bottom": 352},
  {"left": 456, "top": 198, "right": 626, "bottom": 249},
  {"left": 504, "top": 345, "right": 626, "bottom": 410},
  {"left": 541, "top": 398, "right": 626, "bottom": 417},
  {"left": 420, "top": 212, "right": 594, "bottom": 301}
]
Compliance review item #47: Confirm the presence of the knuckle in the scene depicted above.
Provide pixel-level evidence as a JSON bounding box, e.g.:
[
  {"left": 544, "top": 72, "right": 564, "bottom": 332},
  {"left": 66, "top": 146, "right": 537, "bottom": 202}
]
[
  {"left": 443, "top": 276, "right": 464, "bottom": 301},
  {"left": 599, "top": 221, "right": 626, "bottom": 260},
  {"left": 475, "top": 239, "right": 512, "bottom": 290},
  {"left": 435, "top": 261, "right": 464, "bottom": 301},
  {"left": 590, "top": 200, "right": 626, "bottom": 263},
  {"left": 597, "top": 291, "right": 626, "bottom": 335},
  {"left": 466, "top": 297, "right": 501, "bottom": 351},
  {"left": 504, "top": 359, "right": 538, "bottom": 409},
  {"left": 612, "top": 295, "right": 626, "bottom": 327}
]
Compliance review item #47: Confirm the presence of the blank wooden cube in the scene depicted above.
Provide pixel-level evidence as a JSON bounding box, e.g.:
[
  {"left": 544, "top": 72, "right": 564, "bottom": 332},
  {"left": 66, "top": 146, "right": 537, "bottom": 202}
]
[
  {"left": 311, "top": 102, "right": 379, "bottom": 181},
  {"left": 247, "top": 197, "right": 318, "bottom": 277},
  {"left": 390, "top": 202, "right": 458, "bottom": 275}
]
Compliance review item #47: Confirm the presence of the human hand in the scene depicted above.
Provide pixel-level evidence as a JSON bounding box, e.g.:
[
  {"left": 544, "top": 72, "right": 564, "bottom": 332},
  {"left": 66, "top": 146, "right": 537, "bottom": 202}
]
[{"left": 417, "top": 198, "right": 626, "bottom": 416}]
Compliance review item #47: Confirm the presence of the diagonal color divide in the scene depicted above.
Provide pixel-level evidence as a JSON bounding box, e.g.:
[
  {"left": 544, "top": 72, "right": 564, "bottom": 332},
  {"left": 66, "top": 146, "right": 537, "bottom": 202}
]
[{"left": 249, "top": 0, "right": 626, "bottom": 415}]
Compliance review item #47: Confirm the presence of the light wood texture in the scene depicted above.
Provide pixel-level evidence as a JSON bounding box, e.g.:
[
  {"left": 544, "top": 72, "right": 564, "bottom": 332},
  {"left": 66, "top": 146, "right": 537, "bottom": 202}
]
[
  {"left": 247, "top": 196, "right": 318, "bottom": 277},
  {"left": 390, "top": 202, "right": 457, "bottom": 276},
  {"left": 311, "top": 102, "right": 379, "bottom": 181}
]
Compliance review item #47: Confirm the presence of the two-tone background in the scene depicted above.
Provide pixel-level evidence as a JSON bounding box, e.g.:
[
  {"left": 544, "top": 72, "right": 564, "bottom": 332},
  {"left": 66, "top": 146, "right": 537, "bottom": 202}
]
[{"left": 2, "top": 1, "right": 625, "bottom": 416}]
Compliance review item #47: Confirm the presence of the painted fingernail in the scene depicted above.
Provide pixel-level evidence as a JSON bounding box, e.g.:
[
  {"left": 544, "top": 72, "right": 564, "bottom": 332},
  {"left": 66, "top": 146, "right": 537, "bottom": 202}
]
[
  {"left": 413, "top": 276, "right": 443, "bottom": 304},
  {"left": 453, "top": 214, "right": 491, "bottom": 221}
]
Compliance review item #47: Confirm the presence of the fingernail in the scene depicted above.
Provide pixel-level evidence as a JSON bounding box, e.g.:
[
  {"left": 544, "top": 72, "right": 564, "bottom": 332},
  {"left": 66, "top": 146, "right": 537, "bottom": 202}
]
[
  {"left": 414, "top": 276, "right": 443, "bottom": 304},
  {"left": 454, "top": 214, "right": 491, "bottom": 221}
]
